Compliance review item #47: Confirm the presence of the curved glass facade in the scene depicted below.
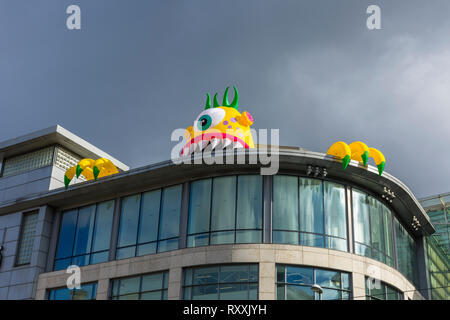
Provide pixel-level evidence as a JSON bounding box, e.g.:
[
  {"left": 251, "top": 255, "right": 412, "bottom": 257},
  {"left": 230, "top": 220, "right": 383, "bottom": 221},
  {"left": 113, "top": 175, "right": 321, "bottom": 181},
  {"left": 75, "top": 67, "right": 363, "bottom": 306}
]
[
  {"left": 53, "top": 174, "right": 420, "bottom": 288},
  {"left": 272, "top": 176, "right": 347, "bottom": 251},
  {"left": 352, "top": 189, "right": 395, "bottom": 267}
]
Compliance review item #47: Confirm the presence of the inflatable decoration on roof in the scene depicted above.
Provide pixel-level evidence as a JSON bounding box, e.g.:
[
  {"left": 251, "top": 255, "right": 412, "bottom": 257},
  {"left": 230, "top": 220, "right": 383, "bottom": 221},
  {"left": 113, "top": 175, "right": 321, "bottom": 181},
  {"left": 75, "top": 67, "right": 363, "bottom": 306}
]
[
  {"left": 64, "top": 158, "right": 118, "bottom": 189},
  {"left": 181, "top": 86, "right": 255, "bottom": 156},
  {"left": 326, "top": 141, "right": 386, "bottom": 176}
]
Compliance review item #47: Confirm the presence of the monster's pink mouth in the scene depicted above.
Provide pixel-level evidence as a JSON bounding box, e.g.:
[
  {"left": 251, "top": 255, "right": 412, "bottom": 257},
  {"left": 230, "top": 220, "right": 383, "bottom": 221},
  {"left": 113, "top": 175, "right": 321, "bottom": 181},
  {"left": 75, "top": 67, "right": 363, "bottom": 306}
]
[{"left": 181, "top": 132, "right": 250, "bottom": 156}]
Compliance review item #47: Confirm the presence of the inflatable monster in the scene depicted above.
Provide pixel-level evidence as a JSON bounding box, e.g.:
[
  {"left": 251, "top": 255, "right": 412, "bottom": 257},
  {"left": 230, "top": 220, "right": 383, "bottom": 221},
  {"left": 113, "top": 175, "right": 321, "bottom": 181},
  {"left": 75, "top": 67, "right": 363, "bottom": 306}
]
[
  {"left": 64, "top": 158, "right": 118, "bottom": 189},
  {"left": 327, "top": 141, "right": 386, "bottom": 176},
  {"left": 181, "top": 86, "right": 255, "bottom": 156}
]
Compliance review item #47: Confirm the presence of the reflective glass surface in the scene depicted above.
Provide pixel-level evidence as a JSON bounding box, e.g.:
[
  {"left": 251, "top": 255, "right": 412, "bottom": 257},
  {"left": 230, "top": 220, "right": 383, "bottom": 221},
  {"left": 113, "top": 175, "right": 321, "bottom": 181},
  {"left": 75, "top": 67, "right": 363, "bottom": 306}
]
[
  {"left": 54, "top": 200, "right": 114, "bottom": 270},
  {"left": 183, "top": 264, "right": 258, "bottom": 300},
  {"left": 110, "top": 271, "right": 168, "bottom": 300},
  {"left": 276, "top": 265, "right": 351, "bottom": 300}
]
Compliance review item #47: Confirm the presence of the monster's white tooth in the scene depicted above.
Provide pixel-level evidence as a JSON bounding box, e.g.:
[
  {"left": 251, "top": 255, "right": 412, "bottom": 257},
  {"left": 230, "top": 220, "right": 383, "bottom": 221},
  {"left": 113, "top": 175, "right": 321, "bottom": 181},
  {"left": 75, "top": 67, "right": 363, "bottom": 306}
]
[
  {"left": 210, "top": 138, "right": 219, "bottom": 150},
  {"left": 233, "top": 141, "right": 244, "bottom": 149},
  {"left": 223, "top": 138, "right": 232, "bottom": 148}
]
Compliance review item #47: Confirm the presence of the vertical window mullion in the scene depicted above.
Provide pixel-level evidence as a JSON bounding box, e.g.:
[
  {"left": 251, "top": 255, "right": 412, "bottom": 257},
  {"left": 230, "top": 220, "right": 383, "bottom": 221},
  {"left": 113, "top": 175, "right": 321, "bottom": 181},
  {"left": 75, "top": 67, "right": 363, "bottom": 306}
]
[
  {"left": 88, "top": 204, "right": 98, "bottom": 264},
  {"left": 135, "top": 194, "right": 144, "bottom": 257},
  {"left": 234, "top": 176, "right": 239, "bottom": 243},
  {"left": 208, "top": 178, "right": 214, "bottom": 245},
  {"left": 321, "top": 180, "right": 326, "bottom": 248},
  {"left": 156, "top": 190, "right": 163, "bottom": 252},
  {"left": 70, "top": 208, "right": 80, "bottom": 265}
]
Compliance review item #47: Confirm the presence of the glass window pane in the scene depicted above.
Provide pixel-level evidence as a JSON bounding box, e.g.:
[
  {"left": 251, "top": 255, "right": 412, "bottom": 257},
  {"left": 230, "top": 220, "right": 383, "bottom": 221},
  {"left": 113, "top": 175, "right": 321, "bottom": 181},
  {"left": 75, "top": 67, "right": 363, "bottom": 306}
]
[
  {"left": 16, "top": 212, "right": 38, "bottom": 265},
  {"left": 71, "top": 254, "right": 89, "bottom": 267},
  {"left": 183, "top": 286, "right": 192, "bottom": 299},
  {"left": 324, "top": 182, "right": 347, "bottom": 239},
  {"left": 286, "top": 266, "right": 313, "bottom": 285},
  {"left": 342, "top": 273, "right": 350, "bottom": 290},
  {"left": 354, "top": 242, "right": 371, "bottom": 258},
  {"left": 382, "top": 205, "right": 394, "bottom": 261},
  {"left": 352, "top": 190, "right": 371, "bottom": 245},
  {"left": 315, "top": 269, "right": 341, "bottom": 289},
  {"left": 236, "top": 175, "right": 262, "bottom": 229},
  {"left": 117, "top": 194, "right": 141, "bottom": 248},
  {"left": 137, "top": 242, "right": 157, "bottom": 256},
  {"left": 51, "top": 288, "right": 72, "bottom": 300},
  {"left": 116, "top": 246, "right": 136, "bottom": 260},
  {"left": 321, "top": 288, "right": 340, "bottom": 300},
  {"left": 118, "top": 293, "right": 139, "bottom": 300},
  {"left": 273, "top": 176, "right": 299, "bottom": 231},
  {"left": 249, "top": 283, "right": 258, "bottom": 300},
  {"left": 90, "top": 251, "right": 108, "bottom": 264},
  {"left": 73, "top": 284, "right": 95, "bottom": 300},
  {"left": 299, "top": 178, "right": 323, "bottom": 234},
  {"left": 140, "top": 291, "right": 162, "bottom": 300},
  {"left": 286, "top": 285, "right": 314, "bottom": 300},
  {"left": 188, "top": 179, "right": 212, "bottom": 234},
  {"left": 300, "top": 233, "right": 324, "bottom": 248},
  {"left": 369, "top": 197, "right": 385, "bottom": 255},
  {"left": 276, "top": 284, "right": 285, "bottom": 299},
  {"left": 370, "top": 282, "right": 385, "bottom": 300},
  {"left": 386, "top": 286, "right": 400, "bottom": 300},
  {"left": 220, "top": 265, "right": 249, "bottom": 283},
  {"left": 91, "top": 200, "right": 114, "bottom": 252},
  {"left": 192, "top": 285, "right": 219, "bottom": 300},
  {"left": 138, "top": 190, "right": 161, "bottom": 244},
  {"left": 249, "top": 265, "right": 258, "bottom": 282},
  {"left": 159, "top": 185, "right": 182, "bottom": 240},
  {"left": 273, "top": 231, "right": 299, "bottom": 245},
  {"left": 157, "top": 238, "right": 178, "bottom": 253},
  {"left": 235, "top": 230, "right": 261, "bottom": 243},
  {"left": 184, "top": 269, "right": 193, "bottom": 286},
  {"left": 211, "top": 176, "right": 236, "bottom": 231},
  {"left": 394, "top": 218, "right": 418, "bottom": 286},
  {"left": 118, "top": 277, "right": 140, "bottom": 296},
  {"left": 326, "top": 237, "right": 347, "bottom": 252},
  {"left": 187, "top": 233, "right": 209, "bottom": 247},
  {"left": 56, "top": 209, "right": 78, "bottom": 259},
  {"left": 193, "top": 266, "right": 219, "bottom": 285},
  {"left": 141, "top": 273, "right": 163, "bottom": 292},
  {"left": 73, "top": 205, "right": 96, "bottom": 256},
  {"left": 276, "top": 265, "right": 285, "bottom": 283},
  {"left": 210, "top": 231, "right": 234, "bottom": 245},
  {"left": 220, "top": 283, "right": 248, "bottom": 300},
  {"left": 54, "top": 258, "right": 71, "bottom": 271}
]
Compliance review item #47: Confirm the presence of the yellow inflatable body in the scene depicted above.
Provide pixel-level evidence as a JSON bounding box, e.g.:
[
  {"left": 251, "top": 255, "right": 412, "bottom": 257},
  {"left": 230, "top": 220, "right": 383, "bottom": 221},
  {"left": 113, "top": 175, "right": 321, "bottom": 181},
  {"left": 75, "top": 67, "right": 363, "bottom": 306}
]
[
  {"left": 326, "top": 141, "right": 386, "bottom": 175},
  {"left": 64, "top": 158, "right": 118, "bottom": 189},
  {"left": 181, "top": 86, "right": 255, "bottom": 155}
]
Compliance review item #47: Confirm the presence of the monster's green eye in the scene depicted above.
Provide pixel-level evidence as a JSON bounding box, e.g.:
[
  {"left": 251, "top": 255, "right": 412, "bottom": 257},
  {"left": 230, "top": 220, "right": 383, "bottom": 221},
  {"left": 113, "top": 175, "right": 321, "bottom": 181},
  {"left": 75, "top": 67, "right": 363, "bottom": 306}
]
[{"left": 197, "top": 115, "right": 212, "bottom": 131}]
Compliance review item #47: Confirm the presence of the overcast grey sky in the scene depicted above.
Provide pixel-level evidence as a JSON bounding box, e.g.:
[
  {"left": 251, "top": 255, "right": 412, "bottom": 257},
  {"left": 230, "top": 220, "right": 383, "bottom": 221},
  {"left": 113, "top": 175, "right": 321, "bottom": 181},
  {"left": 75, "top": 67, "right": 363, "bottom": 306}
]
[{"left": 0, "top": 0, "right": 449, "bottom": 198}]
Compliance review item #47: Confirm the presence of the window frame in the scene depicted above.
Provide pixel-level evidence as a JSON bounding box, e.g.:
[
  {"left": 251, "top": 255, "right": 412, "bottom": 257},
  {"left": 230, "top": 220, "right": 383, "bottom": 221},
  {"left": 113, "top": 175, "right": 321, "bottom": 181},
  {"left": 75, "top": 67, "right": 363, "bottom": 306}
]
[
  {"left": 186, "top": 174, "right": 264, "bottom": 248},
  {"left": 109, "top": 271, "right": 169, "bottom": 300},
  {"left": 276, "top": 264, "right": 352, "bottom": 300},
  {"left": 182, "top": 263, "right": 259, "bottom": 300},
  {"left": 15, "top": 210, "right": 39, "bottom": 266}
]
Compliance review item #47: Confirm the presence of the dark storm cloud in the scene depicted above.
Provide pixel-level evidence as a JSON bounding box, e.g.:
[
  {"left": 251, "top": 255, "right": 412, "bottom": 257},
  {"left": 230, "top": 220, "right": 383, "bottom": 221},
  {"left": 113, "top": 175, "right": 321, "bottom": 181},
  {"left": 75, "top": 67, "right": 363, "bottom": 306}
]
[{"left": 0, "top": 0, "right": 448, "bottom": 197}]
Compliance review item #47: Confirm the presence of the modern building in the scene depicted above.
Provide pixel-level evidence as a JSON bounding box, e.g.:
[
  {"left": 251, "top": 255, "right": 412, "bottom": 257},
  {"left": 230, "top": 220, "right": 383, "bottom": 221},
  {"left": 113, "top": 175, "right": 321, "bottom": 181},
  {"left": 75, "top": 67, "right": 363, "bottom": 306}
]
[
  {"left": 0, "top": 125, "right": 447, "bottom": 300},
  {"left": 419, "top": 193, "right": 450, "bottom": 300}
]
